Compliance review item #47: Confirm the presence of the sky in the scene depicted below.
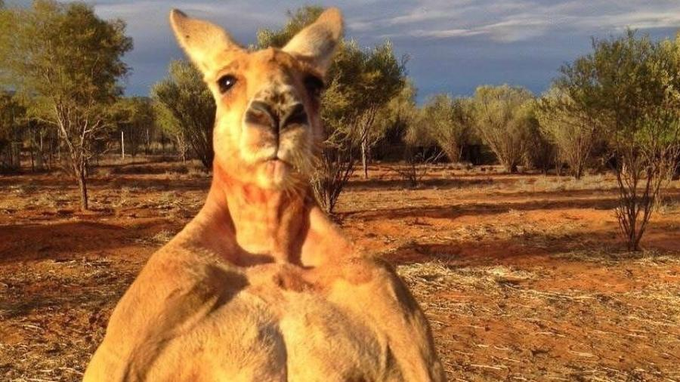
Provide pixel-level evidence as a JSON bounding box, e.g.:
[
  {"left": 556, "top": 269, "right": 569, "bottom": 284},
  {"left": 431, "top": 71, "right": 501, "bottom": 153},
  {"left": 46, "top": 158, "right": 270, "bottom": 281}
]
[{"left": 9, "top": 0, "right": 680, "bottom": 101}]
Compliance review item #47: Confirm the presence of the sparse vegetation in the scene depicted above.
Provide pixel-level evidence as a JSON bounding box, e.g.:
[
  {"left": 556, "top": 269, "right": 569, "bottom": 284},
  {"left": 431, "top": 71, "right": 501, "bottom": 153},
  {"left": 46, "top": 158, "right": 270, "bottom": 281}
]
[
  {"left": 555, "top": 30, "right": 680, "bottom": 250},
  {"left": 1, "top": 3, "right": 680, "bottom": 381},
  {"left": 111, "top": 97, "right": 155, "bottom": 159},
  {"left": 472, "top": 85, "right": 536, "bottom": 173},
  {"left": 1, "top": 166, "right": 678, "bottom": 381},
  {"left": 0, "top": 0, "right": 132, "bottom": 210},
  {"left": 536, "top": 86, "right": 598, "bottom": 179},
  {"left": 151, "top": 60, "right": 215, "bottom": 169},
  {"left": 416, "top": 94, "right": 474, "bottom": 163}
]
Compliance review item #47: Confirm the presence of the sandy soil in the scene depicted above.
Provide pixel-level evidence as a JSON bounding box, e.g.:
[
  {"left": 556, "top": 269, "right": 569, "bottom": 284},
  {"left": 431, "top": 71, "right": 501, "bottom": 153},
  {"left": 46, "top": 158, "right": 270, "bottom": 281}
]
[{"left": 1, "top": 161, "right": 679, "bottom": 381}]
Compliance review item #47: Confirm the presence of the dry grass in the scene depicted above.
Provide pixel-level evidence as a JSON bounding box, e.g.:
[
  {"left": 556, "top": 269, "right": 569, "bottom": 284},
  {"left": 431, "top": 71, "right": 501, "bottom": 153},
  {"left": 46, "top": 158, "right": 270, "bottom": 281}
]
[
  {"left": 1, "top": 163, "right": 679, "bottom": 381},
  {"left": 398, "top": 254, "right": 680, "bottom": 381},
  {"left": 515, "top": 174, "right": 616, "bottom": 192},
  {"left": 148, "top": 229, "right": 177, "bottom": 244},
  {"left": 0, "top": 259, "right": 136, "bottom": 382}
]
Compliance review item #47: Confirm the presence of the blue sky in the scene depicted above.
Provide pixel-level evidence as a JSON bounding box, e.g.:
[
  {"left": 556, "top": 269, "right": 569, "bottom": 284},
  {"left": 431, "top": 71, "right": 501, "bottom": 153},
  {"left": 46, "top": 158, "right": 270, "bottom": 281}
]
[{"left": 9, "top": 0, "right": 680, "bottom": 101}]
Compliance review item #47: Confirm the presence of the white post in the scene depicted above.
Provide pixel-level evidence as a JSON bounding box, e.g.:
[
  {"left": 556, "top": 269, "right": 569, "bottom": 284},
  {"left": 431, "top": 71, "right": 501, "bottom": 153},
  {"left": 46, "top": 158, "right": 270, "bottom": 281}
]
[{"left": 121, "top": 130, "right": 125, "bottom": 160}]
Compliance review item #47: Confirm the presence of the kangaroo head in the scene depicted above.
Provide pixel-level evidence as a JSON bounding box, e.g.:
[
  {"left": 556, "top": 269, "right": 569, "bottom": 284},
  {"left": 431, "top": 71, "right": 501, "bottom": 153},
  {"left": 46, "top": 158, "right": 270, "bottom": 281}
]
[{"left": 170, "top": 8, "right": 343, "bottom": 190}]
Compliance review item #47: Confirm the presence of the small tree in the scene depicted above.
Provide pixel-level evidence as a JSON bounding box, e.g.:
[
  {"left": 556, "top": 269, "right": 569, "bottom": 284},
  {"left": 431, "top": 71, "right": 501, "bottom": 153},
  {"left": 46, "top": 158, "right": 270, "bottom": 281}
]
[
  {"left": 152, "top": 96, "right": 189, "bottom": 163},
  {"left": 308, "top": 39, "right": 407, "bottom": 181},
  {"left": 25, "top": 118, "right": 52, "bottom": 171},
  {"left": 311, "top": 134, "right": 356, "bottom": 213},
  {"left": 523, "top": 100, "right": 556, "bottom": 174},
  {"left": 0, "top": 0, "right": 132, "bottom": 209},
  {"left": 416, "top": 94, "right": 473, "bottom": 163},
  {"left": 112, "top": 97, "right": 154, "bottom": 158},
  {"left": 151, "top": 60, "right": 215, "bottom": 169},
  {"left": 536, "top": 86, "right": 598, "bottom": 179},
  {"left": 558, "top": 30, "right": 680, "bottom": 250},
  {"left": 354, "top": 43, "right": 407, "bottom": 179},
  {"left": 311, "top": 55, "right": 360, "bottom": 213},
  {"left": 472, "top": 85, "right": 535, "bottom": 173},
  {"left": 0, "top": 92, "right": 26, "bottom": 170},
  {"left": 373, "top": 81, "right": 443, "bottom": 187}
]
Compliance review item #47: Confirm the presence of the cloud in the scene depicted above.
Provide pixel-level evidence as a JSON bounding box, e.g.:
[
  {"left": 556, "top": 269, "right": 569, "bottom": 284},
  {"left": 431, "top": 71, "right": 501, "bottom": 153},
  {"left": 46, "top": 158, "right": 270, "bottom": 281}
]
[
  {"left": 410, "top": 28, "right": 484, "bottom": 39},
  {"left": 405, "top": 15, "right": 549, "bottom": 42},
  {"left": 9, "top": 0, "right": 676, "bottom": 98},
  {"left": 93, "top": 0, "right": 287, "bottom": 37},
  {"left": 578, "top": 11, "right": 680, "bottom": 31},
  {"left": 353, "top": 0, "right": 680, "bottom": 43}
]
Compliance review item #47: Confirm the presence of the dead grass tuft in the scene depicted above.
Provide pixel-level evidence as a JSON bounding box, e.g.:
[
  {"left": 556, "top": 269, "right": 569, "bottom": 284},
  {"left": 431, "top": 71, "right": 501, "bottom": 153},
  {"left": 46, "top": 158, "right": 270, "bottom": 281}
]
[
  {"left": 0, "top": 258, "right": 136, "bottom": 381},
  {"left": 397, "top": 254, "right": 680, "bottom": 381},
  {"left": 149, "top": 229, "right": 176, "bottom": 244}
]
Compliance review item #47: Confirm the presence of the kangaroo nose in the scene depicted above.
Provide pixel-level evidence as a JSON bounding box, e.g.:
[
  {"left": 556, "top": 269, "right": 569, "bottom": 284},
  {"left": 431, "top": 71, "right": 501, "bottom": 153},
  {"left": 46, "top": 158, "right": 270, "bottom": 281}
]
[
  {"left": 280, "top": 103, "right": 308, "bottom": 130},
  {"left": 245, "top": 101, "right": 308, "bottom": 134},
  {"left": 245, "top": 101, "right": 277, "bottom": 130}
]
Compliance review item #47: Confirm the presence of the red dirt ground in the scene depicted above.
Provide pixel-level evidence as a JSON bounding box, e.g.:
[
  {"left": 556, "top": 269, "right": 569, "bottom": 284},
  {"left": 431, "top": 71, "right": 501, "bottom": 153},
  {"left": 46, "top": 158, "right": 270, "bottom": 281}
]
[{"left": 1, "top": 161, "right": 679, "bottom": 381}]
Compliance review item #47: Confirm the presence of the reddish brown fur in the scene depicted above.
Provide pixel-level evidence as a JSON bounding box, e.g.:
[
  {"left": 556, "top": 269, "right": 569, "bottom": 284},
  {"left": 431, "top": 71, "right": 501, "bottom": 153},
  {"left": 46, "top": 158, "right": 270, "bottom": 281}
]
[{"left": 83, "top": 8, "right": 445, "bottom": 381}]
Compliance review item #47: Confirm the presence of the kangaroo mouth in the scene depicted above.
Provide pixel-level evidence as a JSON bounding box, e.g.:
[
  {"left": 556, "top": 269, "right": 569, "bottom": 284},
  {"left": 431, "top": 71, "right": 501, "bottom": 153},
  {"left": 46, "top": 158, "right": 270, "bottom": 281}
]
[
  {"left": 263, "top": 155, "right": 288, "bottom": 164},
  {"left": 263, "top": 157, "right": 291, "bottom": 177}
]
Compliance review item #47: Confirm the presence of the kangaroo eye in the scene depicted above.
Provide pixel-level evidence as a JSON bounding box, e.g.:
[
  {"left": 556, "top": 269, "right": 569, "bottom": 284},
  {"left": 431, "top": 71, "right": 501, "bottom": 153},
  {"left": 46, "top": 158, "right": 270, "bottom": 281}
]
[
  {"left": 304, "top": 75, "right": 324, "bottom": 99},
  {"left": 217, "top": 75, "right": 237, "bottom": 94}
]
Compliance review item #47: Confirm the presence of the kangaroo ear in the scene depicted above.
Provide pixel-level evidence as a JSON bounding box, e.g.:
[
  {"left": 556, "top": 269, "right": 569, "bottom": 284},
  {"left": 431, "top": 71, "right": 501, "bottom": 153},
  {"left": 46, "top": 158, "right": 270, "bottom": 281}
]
[
  {"left": 169, "top": 9, "right": 243, "bottom": 74},
  {"left": 282, "top": 8, "right": 343, "bottom": 75}
]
